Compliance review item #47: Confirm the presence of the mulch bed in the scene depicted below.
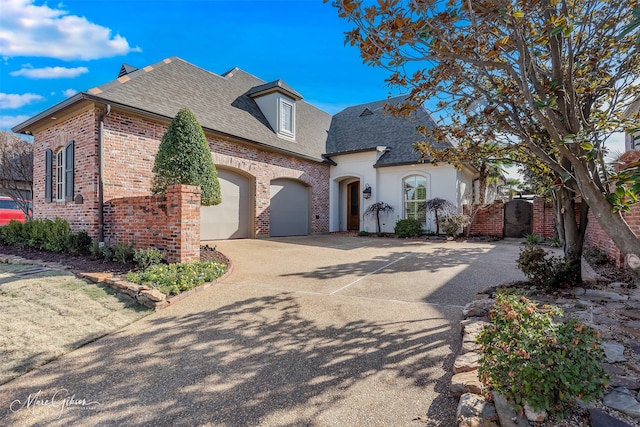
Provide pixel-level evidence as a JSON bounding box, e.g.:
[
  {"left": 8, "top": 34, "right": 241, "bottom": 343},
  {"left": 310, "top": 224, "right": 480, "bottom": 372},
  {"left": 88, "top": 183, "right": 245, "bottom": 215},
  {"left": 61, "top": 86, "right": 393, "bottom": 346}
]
[{"left": 0, "top": 244, "right": 231, "bottom": 277}]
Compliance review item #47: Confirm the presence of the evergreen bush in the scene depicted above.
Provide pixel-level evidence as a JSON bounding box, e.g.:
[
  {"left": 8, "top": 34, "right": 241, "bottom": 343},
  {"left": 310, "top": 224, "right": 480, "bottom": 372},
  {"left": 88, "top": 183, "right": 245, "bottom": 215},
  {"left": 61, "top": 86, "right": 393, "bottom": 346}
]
[
  {"left": 394, "top": 218, "right": 423, "bottom": 237},
  {"left": 151, "top": 107, "right": 221, "bottom": 206}
]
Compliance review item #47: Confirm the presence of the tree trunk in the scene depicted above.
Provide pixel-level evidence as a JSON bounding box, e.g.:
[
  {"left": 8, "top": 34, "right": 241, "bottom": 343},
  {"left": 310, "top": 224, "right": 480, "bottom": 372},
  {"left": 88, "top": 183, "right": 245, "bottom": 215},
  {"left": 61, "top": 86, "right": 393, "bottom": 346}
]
[
  {"left": 435, "top": 210, "right": 440, "bottom": 234},
  {"left": 558, "top": 187, "right": 586, "bottom": 285},
  {"left": 478, "top": 164, "right": 487, "bottom": 206},
  {"left": 552, "top": 191, "right": 565, "bottom": 246},
  {"left": 572, "top": 160, "right": 640, "bottom": 260}
]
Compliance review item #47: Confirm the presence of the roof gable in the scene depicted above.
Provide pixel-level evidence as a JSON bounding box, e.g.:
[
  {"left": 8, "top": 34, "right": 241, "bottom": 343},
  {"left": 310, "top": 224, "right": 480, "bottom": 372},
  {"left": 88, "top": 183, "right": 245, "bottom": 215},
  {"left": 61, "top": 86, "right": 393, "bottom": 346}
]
[
  {"left": 85, "top": 57, "right": 331, "bottom": 161},
  {"left": 326, "top": 97, "right": 450, "bottom": 167}
]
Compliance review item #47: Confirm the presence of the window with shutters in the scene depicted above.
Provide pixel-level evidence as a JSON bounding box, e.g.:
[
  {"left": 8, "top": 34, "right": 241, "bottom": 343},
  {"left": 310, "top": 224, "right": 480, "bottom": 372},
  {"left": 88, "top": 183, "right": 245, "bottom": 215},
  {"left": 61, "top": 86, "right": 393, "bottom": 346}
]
[{"left": 46, "top": 140, "right": 74, "bottom": 203}]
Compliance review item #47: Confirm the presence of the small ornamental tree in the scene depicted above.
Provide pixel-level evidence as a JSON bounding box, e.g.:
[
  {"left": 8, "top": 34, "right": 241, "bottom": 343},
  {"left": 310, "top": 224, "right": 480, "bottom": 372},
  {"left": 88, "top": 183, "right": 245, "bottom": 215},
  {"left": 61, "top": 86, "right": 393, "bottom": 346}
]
[
  {"left": 151, "top": 108, "right": 221, "bottom": 206},
  {"left": 364, "top": 202, "right": 394, "bottom": 234}
]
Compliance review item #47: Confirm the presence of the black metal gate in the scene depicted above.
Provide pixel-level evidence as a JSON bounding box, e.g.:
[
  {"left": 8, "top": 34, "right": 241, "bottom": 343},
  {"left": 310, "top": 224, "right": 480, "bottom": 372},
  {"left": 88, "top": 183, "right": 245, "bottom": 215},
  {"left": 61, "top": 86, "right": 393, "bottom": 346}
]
[{"left": 504, "top": 199, "right": 532, "bottom": 237}]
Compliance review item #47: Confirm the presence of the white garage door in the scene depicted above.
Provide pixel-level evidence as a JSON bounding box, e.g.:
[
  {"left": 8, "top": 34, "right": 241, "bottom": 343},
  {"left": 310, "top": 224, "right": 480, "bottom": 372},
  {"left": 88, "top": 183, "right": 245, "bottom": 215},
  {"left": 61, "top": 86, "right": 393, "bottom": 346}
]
[
  {"left": 270, "top": 179, "right": 309, "bottom": 237},
  {"left": 201, "top": 169, "right": 250, "bottom": 240}
]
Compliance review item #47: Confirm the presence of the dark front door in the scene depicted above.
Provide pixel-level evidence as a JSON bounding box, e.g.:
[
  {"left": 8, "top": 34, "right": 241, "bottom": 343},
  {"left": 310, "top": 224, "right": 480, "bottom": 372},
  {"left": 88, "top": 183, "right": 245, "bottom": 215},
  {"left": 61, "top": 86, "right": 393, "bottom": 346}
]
[
  {"left": 347, "top": 181, "right": 360, "bottom": 231},
  {"left": 504, "top": 199, "right": 533, "bottom": 237}
]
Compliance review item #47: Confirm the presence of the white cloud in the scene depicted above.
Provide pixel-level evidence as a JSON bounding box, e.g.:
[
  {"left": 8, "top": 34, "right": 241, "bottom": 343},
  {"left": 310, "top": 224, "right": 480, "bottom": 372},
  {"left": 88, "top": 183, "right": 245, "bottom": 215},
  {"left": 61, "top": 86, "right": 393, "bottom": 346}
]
[
  {"left": 0, "top": 92, "right": 44, "bottom": 109},
  {"left": 62, "top": 88, "right": 78, "bottom": 97},
  {"left": 0, "top": 0, "right": 141, "bottom": 60},
  {"left": 10, "top": 65, "right": 88, "bottom": 78},
  {"left": 0, "top": 114, "right": 30, "bottom": 129}
]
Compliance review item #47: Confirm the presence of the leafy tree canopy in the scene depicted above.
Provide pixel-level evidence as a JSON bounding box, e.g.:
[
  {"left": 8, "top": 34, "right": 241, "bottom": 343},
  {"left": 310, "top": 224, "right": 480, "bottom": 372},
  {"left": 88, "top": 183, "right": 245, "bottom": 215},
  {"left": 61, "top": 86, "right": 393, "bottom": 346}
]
[
  {"left": 330, "top": 0, "right": 640, "bottom": 259},
  {"left": 152, "top": 108, "right": 221, "bottom": 206}
]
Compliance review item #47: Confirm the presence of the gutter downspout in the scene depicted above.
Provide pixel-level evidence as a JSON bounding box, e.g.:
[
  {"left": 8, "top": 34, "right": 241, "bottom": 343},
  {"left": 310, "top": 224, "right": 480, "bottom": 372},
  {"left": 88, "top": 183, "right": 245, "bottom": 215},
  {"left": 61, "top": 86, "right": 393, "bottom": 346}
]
[{"left": 98, "top": 104, "right": 111, "bottom": 243}]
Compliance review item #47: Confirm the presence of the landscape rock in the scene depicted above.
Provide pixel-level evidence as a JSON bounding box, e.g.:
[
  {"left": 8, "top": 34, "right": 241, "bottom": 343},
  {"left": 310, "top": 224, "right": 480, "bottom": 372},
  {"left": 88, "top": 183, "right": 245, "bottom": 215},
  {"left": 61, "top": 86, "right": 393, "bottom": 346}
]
[
  {"left": 450, "top": 370, "right": 483, "bottom": 397},
  {"left": 454, "top": 352, "right": 481, "bottom": 374},
  {"left": 612, "top": 375, "right": 640, "bottom": 390},
  {"left": 463, "top": 299, "right": 494, "bottom": 318},
  {"left": 584, "top": 289, "right": 629, "bottom": 301},
  {"left": 491, "top": 392, "right": 531, "bottom": 427},
  {"left": 570, "top": 287, "right": 586, "bottom": 296},
  {"left": 589, "top": 408, "right": 634, "bottom": 427},
  {"left": 456, "top": 393, "right": 498, "bottom": 427},
  {"left": 461, "top": 340, "right": 481, "bottom": 354},
  {"left": 602, "top": 341, "right": 627, "bottom": 363},
  {"left": 603, "top": 387, "right": 640, "bottom": 418},
  {"left": 462, "top": 320, "right": 491, "bottom": 338},
  {"left": 140, "top": 289, "right": 166, "bottom": 302},
  {"left": 523, "top": 404, "right": 547, "bottom": 423}
]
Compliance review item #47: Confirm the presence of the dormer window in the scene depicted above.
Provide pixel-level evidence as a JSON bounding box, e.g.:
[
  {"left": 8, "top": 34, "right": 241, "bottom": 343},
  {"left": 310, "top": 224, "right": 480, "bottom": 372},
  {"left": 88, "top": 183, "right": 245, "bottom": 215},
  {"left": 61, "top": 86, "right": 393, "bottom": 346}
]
[
  {"left": 248, "top": 79, "right": 302, "bottom": 142},
  {"left": 279, "top": 99, "right": 295, "bottom": 137}
]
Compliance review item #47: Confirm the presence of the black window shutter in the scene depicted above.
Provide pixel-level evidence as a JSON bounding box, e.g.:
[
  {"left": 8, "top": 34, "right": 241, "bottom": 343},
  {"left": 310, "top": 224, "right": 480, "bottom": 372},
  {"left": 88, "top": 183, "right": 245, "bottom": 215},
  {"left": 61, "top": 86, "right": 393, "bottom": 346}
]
[
  {"left": 64, "top": 141, "right": 74, "bottom": 202},
  {"left": 45, "top": 149, "right": 52, "bottom": 203}
]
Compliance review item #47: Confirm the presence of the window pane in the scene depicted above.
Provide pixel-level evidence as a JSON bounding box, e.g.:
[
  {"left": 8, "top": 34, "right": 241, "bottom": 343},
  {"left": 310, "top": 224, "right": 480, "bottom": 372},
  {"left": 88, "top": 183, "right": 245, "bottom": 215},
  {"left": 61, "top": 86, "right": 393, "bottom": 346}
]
[
  {"left": 403, "top": 176, "right": 427, "bottom": 221},
  {"left": 281, "top": 103, "right": 293, "bottom": 133},
  {"left": 56, "top": 150, "right": 64, "bottom": 200},
  {"left": 0, "top": 200, "right": 18, "bottom": 209}
]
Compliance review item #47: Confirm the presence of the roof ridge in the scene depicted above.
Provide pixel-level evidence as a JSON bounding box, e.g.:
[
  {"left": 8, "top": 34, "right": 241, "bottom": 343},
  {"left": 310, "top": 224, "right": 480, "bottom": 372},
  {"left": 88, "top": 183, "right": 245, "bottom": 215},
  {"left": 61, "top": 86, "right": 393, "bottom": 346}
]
[{"left": 87, "top": 56, "right": 178, "bottom": 95}]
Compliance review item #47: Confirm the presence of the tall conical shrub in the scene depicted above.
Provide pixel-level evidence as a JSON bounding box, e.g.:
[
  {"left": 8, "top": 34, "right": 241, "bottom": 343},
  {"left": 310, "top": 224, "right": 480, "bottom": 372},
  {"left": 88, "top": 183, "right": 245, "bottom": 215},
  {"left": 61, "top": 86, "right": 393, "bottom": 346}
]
[{"left": 151, "top": 107, "right": 221, "bottom": 206}]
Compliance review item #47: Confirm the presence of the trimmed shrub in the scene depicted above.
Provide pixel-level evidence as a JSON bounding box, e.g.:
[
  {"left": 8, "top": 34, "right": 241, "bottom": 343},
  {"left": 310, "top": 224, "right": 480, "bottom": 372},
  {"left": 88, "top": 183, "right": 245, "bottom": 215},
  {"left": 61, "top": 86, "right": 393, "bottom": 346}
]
[
  {"left": 151, "top": 107, "right": 221, "bottom": 206},
  {"left": 517, "top": 245, "right": 575, "bottom": 289},
  {"left": 478, "top": 292, "right": 608, "bottom": 414},
  {"left": 67, "top": 230, "right": 92, "bottom": 256},
  {"left": 394, "top": 218, "right": 423, "bottom": 238}
]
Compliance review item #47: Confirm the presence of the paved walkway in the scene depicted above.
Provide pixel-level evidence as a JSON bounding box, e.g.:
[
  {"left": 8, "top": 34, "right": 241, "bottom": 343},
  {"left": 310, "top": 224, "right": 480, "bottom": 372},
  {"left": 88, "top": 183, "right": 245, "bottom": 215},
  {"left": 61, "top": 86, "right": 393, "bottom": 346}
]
[{"left": 0, "top": 235, "right": 526, "bottom": 426}]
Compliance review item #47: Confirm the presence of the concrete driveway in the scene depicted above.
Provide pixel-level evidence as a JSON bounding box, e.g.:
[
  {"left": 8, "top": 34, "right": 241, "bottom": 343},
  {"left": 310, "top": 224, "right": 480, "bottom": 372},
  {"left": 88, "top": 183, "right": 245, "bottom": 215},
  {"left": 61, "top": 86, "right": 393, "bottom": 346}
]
[{"left": 0, "top": 235, "right": 526, "bottom": 427}]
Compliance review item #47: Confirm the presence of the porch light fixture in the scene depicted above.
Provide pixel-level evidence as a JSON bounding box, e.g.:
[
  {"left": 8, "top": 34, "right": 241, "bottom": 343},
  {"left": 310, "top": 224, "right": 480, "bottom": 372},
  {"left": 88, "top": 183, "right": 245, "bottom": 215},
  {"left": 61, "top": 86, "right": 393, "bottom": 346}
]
[{"left": 363, "top": 184, "right": 372, "bottom": 199}]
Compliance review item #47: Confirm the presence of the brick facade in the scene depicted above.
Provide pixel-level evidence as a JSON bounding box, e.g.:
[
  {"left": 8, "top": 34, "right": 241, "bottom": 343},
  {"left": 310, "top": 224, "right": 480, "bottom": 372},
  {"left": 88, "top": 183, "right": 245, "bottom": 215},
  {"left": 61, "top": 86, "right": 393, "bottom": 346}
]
[
  {"left": 104, "top": 185, "right": 201, "bottom": 263},
  {"left": 465, "top": 201, "right": 504, "bottom": 237},
  {"left": 532, "top": 198, "right": 555, "bottom": 238},
  {"left": 584, "top": 151, "right": 640, "bottom": 267},
  {"left": 31, "top": 104, "right": 330, "bottom": 259},
  {"left": 32, "top": 106, "right": 100, "bottom": 234}
]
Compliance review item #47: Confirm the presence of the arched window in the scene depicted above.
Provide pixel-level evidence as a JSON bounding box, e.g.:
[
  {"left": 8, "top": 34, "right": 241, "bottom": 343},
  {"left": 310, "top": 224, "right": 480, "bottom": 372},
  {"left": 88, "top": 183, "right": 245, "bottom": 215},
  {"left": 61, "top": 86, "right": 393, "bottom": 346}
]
[{"left": 404, "top": 175, "right": 427, "bottom": 222}]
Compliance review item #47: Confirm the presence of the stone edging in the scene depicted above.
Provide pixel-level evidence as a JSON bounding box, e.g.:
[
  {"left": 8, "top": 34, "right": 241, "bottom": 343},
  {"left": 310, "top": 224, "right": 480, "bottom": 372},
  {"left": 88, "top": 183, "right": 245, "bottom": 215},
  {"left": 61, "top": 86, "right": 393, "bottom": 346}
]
[{"left": 0, "top": 253, "right": 233, "bottom": 311}]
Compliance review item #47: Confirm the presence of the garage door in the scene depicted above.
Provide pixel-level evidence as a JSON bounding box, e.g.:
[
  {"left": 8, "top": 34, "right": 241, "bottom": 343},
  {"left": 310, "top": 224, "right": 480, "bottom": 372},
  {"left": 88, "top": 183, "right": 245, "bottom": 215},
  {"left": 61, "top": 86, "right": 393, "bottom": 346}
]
[
  {"left": 201, "top": 169, "right": 250, "bottom": 240},
  {"left": 270, "top": 179, "right": 309, "bottom": 237}
]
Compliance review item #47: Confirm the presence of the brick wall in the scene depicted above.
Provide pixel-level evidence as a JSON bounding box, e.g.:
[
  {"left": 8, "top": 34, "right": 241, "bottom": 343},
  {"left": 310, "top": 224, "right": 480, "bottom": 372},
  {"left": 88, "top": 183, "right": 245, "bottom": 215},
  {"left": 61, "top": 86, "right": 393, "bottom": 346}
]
[
  {"left": 32, "top": 106, "right": 100, "bottom": 234},
  {"left": 100, "top": 111, "right": 330, "bottom": 237},
  {"left": 104, "top": 185, "right": 201, "bottom": 263},
  {"left": 585, "top": 207, "right": 640, "bottom": 268},
  {"left": 465, "top": 201, "right": 504, "bottom": 237},
  {"left": 532, "top": 198, "right": 555, "bottom": 238},
  {"left": 584, "top": 151, "right": 640, "bottom": 267},
  {"left": 32, "top": 105, "right": 330, "bottom": 255}
]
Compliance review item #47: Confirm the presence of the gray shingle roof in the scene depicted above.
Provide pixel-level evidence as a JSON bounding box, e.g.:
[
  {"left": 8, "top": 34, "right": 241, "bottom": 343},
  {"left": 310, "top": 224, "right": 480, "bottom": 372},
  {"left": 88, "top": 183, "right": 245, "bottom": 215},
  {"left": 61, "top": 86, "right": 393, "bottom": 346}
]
[
  {"left": 88, "top": 57, "right": 331, "bottom": 161},
  {"left": 247, "top": 80, "right": 303, "bottom": 100},
  {"left": 325, "top": 96, "right": 451, "bottom": 167}
]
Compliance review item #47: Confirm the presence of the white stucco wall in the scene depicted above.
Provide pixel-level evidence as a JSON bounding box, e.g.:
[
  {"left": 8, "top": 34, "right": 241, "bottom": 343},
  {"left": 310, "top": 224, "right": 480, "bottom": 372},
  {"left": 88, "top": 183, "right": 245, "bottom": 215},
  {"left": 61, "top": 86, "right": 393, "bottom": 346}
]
[{"left": 329, "top": 153, "right": 469, "bottom": 233}]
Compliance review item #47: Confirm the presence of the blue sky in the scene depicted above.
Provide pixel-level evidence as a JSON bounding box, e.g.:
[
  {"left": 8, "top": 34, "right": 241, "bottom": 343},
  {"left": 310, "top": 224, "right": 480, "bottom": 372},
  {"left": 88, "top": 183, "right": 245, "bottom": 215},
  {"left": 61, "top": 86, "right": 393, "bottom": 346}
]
[
  {"left": 0, "top": 0, "right": 401, "bottom": 131},
  {"left": 0, "top": 0, "right": 626, "bottom": 161}
]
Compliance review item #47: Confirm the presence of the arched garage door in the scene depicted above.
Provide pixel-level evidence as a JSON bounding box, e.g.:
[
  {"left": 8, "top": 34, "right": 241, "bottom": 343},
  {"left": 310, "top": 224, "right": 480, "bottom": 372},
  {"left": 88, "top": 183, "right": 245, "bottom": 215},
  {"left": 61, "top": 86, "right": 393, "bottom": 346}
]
[
  {"left": 201, "top": 168, "right": 251, "bottom": 240},
  {"left": 270, "top": 179, "right": 310, "bottom": 237}
]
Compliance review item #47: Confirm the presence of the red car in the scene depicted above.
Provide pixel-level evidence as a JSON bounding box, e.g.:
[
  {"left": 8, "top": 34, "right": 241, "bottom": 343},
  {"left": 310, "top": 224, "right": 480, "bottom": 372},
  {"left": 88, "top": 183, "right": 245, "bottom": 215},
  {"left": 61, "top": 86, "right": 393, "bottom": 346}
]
[{"left": 0, "top": 196, "right": 31, "bottom": 226}]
